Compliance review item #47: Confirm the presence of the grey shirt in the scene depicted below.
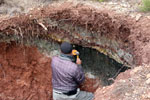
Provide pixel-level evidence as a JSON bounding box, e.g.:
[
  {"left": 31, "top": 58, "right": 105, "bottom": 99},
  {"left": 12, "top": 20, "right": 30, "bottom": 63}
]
[{"left": 51, "top": 54, "right": 85, "bottom": 93}]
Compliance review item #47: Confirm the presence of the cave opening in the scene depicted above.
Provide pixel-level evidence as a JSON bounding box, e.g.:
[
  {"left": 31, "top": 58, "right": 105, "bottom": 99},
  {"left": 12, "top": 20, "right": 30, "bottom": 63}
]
[{"left": 73, "top": 45, "right": 130, "bottom": 86}]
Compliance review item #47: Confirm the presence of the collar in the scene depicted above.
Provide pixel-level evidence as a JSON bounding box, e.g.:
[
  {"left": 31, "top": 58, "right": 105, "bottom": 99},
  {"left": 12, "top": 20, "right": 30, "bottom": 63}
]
[{"left": 59, "top": 54, "right": 75, "bottom": 62}]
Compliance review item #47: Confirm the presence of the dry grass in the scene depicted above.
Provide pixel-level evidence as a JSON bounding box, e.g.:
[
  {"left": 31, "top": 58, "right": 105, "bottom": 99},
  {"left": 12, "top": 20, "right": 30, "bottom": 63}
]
[{"left": 0, "top": 0, "right": 52, "bottom": 15}]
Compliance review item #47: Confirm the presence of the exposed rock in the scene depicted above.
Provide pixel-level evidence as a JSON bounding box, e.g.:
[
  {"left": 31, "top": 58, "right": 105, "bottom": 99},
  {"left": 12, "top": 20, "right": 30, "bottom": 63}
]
[
  {"left": 135, "top": 14, "right": 142, "bottom": 21},
  {"left": 147, "top": 16, "right": 150, "bottom": 19},
  {"left": 146, "top": 78, "right": 150, "bottom": 84},
  {"left": 146, "top": 73, "right": 150, "bottom": 78}
]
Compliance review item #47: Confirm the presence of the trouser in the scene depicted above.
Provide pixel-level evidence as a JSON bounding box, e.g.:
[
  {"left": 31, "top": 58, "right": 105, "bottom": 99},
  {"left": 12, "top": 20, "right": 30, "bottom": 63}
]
[{"left": 53, "top": 88, "right": 94, "bottom": 100}]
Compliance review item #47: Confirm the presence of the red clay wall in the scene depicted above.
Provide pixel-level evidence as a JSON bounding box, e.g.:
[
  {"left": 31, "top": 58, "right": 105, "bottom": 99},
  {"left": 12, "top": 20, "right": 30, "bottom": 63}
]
[{"left": 0, "top": 42, "right": 52, "bottom": 100}]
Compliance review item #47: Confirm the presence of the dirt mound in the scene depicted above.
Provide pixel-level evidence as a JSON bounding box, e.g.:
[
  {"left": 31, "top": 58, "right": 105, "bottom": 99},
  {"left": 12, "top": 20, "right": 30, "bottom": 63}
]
[
  {"left": 94, "top": 16, "right": 150, "bottom": 99},
  {"left": 94, "top": 64, "right": 150, "bottom": 100},
  {"left": 0, "top": 42, "right": 52, "bottom": 100},
  {"left": 129, "top": 17, "right": 150, "bottom": 65}
]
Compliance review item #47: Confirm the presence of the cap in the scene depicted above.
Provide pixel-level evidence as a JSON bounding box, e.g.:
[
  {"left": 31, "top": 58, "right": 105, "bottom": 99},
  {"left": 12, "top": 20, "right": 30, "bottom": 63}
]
[{"left": 60, "top": 42, "right": 73, "bottom": 54}]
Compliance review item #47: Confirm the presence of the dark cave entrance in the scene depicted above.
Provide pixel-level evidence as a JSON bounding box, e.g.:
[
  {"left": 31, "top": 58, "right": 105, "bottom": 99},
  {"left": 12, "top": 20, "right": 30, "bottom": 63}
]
[{"left": 73, "top": 45, "right": 130, "bottom": 86}]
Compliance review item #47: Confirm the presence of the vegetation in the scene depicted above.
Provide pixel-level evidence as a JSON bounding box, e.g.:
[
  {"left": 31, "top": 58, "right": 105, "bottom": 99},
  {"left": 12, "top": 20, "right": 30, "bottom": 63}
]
[
  {"left": 98, "top": 0, "right": 104, "bottom": 2},
  {"left": 140, "top": 0, "right": 150, "bottom": 12}
]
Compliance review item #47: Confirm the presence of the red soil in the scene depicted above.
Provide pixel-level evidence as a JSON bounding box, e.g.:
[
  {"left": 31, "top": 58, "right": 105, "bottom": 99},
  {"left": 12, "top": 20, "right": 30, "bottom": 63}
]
[
  {"left": 80, "top": 76, "right": 100, "bottom": 93},
  {"left": 0, "top": 42, "right": 52, "bottom": 100}
]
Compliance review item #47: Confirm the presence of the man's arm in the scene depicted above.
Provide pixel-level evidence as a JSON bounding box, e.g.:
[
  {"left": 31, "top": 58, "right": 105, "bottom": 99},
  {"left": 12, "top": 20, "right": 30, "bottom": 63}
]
[{"left": 74, "top": 58, "right": 85, "bottom": 85}]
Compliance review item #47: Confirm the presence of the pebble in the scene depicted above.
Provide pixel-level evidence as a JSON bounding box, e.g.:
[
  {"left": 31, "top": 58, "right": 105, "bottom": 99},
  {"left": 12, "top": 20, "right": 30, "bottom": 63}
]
[
  {"left": 147, "top": 16, "right": 150, "bottom": 20},
  {"left": 108, "top": 2, "right": 117, "bottom": 5},
  {"left": 120, "top": 3, "right": 128, "bottom": 7},
  {"left": 102, "top": 90, "right": 106, "bottom": 93},
  {"left": 125, "top": 93, "right": 130, "bottom": 96},
  {"left": 143, "top": 92, "right": 150, "bottom": 99},
  {"left": 119, "top": 80, "right": 126, "bottom": 82},
  {"left": 86, "top": 72, "right": 96, "bottom": 79},
  {"left": 147, "top": 93, "right": 150, "bottom": 98},
  {"left": 146, "top": 78, "right": 150, "bottom": 84},
  {"left": 146, "top": 73, "right": 150, "bottom": 78},
  {"left": 130, "top": 14, "right": 136, "bottom": 18},
  {"left": 136, "top": 14, "right": 142, "bottom": 21},
  {"left": 103, "top": 87, "right": 106, "bottom": 89}
]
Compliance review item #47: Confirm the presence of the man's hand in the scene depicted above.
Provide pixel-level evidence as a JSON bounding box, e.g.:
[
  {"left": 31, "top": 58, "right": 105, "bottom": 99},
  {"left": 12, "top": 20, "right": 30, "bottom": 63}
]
[{"left": 76, "top": 58, "right": 82, "bottom": 65}]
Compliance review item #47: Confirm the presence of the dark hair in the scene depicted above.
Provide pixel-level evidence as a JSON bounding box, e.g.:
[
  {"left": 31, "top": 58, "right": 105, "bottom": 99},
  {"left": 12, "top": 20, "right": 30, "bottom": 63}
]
[{"left": 60, "top": 42, "right": 73, "bottom": 54}]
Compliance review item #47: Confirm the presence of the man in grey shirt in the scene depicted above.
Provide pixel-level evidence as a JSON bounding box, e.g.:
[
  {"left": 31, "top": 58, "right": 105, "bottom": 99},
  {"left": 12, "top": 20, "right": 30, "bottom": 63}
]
[{"left": 51, "top": 42, "right": 94, "bottom": 100}]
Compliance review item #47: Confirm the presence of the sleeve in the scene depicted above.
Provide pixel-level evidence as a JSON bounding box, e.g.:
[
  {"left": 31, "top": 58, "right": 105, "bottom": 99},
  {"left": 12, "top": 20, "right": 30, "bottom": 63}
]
[{"left": 74, "top": 65, "right": 85, "bottom": 85}]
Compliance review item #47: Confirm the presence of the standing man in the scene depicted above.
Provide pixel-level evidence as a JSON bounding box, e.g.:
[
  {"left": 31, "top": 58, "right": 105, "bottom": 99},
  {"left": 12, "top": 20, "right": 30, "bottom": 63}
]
[{"left": 51, "top": 42, "right": 94, "bottom": 100}]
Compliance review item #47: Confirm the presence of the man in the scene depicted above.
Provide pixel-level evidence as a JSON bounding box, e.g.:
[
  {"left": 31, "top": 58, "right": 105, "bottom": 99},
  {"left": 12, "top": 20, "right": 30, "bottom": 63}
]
[{"left": 51, "top": 42, "right": 94, "bottom": 100}]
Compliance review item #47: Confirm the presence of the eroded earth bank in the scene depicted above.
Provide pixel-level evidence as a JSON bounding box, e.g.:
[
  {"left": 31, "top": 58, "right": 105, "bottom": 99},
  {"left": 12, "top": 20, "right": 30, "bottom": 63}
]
[{"left": 0, "top": 1, "right": 150, "bottom": 100}]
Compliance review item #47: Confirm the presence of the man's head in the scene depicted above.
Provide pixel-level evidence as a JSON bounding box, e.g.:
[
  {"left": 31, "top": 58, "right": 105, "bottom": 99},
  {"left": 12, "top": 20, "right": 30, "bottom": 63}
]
[{"left": 60, "top": 42, "right": 73, "bottom": 54}]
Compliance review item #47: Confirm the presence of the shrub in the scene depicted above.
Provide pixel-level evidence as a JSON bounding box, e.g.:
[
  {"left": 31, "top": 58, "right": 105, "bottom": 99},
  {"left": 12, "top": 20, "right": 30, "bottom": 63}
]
[{"left": 140, "top": 0, "right": 150, "bottom": 12}]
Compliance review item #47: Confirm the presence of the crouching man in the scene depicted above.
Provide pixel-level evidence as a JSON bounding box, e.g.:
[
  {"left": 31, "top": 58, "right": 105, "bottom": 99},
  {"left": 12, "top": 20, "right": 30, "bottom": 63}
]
[{"left": 51, "top": 42, "right": 94, "bottom": 100}]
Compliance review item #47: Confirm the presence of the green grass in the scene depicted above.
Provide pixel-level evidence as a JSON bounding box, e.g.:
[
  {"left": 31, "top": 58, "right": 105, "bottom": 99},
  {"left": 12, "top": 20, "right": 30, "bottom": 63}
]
[
  {"left": 140, "top": 0, "right": 150, "bottom": 12},
  {"left": 98, "top": 0, "right": 105, "bottom": 2}
]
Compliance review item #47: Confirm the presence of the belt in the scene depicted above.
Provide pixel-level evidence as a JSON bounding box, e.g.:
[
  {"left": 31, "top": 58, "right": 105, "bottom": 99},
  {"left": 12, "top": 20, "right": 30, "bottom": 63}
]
[{"left": 63, "top": 89, "right": 77, "bottom": 96}]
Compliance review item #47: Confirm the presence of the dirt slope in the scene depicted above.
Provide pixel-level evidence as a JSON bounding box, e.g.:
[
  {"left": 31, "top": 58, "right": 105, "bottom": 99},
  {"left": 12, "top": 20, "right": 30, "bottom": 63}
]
[
  {"left": 0, "top": 42, "right": 52, "bottom": 100},
  {"left": 129, "top": 18, "right": 150, "bottom": 65},
  {"left": 95, "top": 64, "right": 150, "bottom": 100}
]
